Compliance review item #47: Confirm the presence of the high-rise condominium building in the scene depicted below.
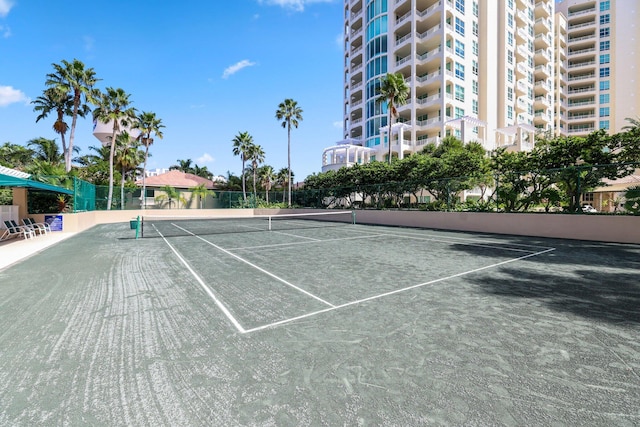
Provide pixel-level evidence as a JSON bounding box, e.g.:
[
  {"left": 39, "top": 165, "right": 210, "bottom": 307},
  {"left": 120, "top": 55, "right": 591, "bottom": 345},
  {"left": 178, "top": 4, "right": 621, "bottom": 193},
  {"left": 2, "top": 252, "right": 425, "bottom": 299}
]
[
  {"left": 322, "top": 0, "right": 639, "bottom": 172},
  {"left": 556, "top": 0, "right": 639, "bottom": 136}
]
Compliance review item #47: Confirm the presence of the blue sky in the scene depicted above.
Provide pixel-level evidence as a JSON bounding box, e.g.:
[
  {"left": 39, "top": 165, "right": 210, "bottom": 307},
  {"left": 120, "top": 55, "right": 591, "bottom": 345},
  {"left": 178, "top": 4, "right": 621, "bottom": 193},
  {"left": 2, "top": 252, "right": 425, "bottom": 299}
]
[{"left": 0, "top": 0, "right": 344, "bottom": 181}]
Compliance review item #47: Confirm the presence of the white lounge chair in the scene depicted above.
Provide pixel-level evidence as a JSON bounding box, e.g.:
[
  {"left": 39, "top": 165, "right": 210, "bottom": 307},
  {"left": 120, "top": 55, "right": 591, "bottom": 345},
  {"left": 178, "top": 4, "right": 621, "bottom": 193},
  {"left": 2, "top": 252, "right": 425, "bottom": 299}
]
[
  {"left": 23, "top": 218, "right": 50, "bottom": 235},
  {"left": 2, "top": 220, "right": 35, "bottom": 240}
]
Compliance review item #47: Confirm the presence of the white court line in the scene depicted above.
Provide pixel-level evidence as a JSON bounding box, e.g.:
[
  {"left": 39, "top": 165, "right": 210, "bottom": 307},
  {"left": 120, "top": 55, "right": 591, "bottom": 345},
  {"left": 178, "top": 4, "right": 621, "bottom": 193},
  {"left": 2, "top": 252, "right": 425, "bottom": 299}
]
[
  {"left": 172, "top": 223, "right": 336, "bottom": 308},
  {"left": 242, "top": 247, "right": 556, "bottom": 334},
  {"left": 376, "top": 232, "right": 541, "bottom": 254},
  {"left": 271, "top": 230, "right": 321, "bottom": 241},
  {"left": 153, "top": 225, "right": 246, "bottom": 334},
  {"left": 226, "top": 233, "right": 387, "bottom": 251}
]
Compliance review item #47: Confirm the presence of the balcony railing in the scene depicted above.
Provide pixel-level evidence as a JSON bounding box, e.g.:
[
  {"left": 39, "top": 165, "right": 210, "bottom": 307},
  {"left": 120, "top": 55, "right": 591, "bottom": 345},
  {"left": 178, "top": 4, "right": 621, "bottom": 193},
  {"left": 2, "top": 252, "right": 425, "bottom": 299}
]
[{"left": 567, "top": 7, "right": 596, "bottom": 18}]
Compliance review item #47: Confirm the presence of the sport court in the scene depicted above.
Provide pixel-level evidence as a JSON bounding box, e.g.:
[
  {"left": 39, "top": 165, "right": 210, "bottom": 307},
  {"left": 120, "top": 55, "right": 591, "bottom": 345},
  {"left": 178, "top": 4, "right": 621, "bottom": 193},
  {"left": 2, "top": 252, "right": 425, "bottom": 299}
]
[{"left": 0, "top": 212, "right": 638, "bottom": 425}]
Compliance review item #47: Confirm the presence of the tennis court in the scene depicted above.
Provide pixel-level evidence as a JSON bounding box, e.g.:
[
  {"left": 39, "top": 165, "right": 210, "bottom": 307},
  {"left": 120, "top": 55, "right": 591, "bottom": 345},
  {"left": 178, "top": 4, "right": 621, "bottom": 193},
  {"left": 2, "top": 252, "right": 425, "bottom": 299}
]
[{"left": 0, "top": 212, "right": 638, "bottom": 425}]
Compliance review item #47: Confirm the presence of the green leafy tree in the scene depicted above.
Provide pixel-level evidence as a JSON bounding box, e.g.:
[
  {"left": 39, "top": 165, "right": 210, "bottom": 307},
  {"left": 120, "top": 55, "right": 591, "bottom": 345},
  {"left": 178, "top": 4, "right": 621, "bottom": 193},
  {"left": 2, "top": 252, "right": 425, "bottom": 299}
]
[
  {"left": 46, "top": 59, "right": 100, "bottom": 172},
  {"left": 276, "top": 99, "right": 303, "bottom": 207},
  {"left": 155, "top": 185, "right": 186, "bottom": 209},
  {"left": 27, "top": 137, "right": 65, "bottom": 165},
  {"left": 74, "top": 145, "right": 111, "bottom": 185},
  {"left": 259, "top": 165, "right": 276, "bottom": 203},
  {"left": 114, "top": 132, "right": 144, "bottom": 210},
  {"left": 193, "top": 164, "right": 213, "bottom": 179},
  {"left": 232, "top": 131, "right": 254, "bottom": 202},
  {"left": 134, "top": 111, "right": 164, "bottom": 209},
  {"left": 189, "top": 183, "right": 215, "bottom": 209},
  {"left": 623, "top": 186, "right": 640, "bottom": 214},
  {"left": 92, "top": 87, "right": 137, "bottom": 210},
  {"left": 376, "top": 73, "right": 409, "bottom": 164},
  {"left": 170, "top": 159, "right": 195, "bottom": 174},
  {"left": 276, "top": 167, "right": 293, "bottom": 204},
  {"left": 0, "top": 143, "right": 35, "bottom": 169}
]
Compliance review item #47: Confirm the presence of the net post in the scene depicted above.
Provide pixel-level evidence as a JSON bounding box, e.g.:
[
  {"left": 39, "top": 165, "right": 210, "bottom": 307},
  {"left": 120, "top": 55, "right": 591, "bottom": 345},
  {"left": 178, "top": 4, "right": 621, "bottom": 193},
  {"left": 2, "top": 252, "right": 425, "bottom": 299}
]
[
  {"left": 136, "top": 216, "right": 140, "bottom": 239},
  {"left": 351, "top": 210, "right": 356, "bottom": 225},
  {"left": 268, "top": 216, "right": 272, "bottom": 231}
]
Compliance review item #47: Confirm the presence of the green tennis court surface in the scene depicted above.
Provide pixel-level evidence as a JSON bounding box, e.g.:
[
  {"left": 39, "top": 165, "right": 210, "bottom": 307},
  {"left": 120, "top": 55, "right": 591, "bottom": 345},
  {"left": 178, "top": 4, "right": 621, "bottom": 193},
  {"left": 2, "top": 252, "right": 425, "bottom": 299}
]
[{"left": 0, "top": 218, "right": 638, "bottom": 425}]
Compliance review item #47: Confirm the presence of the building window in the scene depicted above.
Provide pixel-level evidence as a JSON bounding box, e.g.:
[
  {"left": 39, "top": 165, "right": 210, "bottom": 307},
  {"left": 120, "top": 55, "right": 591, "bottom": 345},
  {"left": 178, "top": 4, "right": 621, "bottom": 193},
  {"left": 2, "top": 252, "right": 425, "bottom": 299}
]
[
  {"left": 455, "top": 40, "right": 465, "bottom": 57},
  {"left": 599, "top": 67, "right": 610, "bottom": 77},
  {"left": 473, "top": 80, "right": 479, "bottom": 94},
  {"left": 473, "top": 1, "right": 478, "bottom": 17},
  {"left": 507, "top": 32, "right": 513, "bottom": 47},
  {"left": 455, "top": 0, "right": 465, "bottom": 14},
  {"left": 600, "top": 14, "right": 610, "bottom": 25},
  {"left": 455, "top": 85, "right": 465, "bottom": 101},
  {"left": 600, "top": 54, "right": 610, "bottom": 64},
  {"left": 599, "top": 93, "right": 610, "bottom": 104},
  {"left": 583, "top": 192, "right": 594, "bottom": 202},
  {"left": 600, "top": 107, "right": 610, "bottom": 117},
  {"left": 473, "top": 21, "right": 478, "bottom": 36},
  {"left": 600, "top": 1, "right": 610, "bottom": 11},
  {"left": 472, "top": 60, "right": 479, "bottom": 75},
  {"left": 599, "top": 120, "right": 610, "bottom": 130},
  {"left": 507, "top": 87, "right": 513, "bottom": 101},
  {"left": 600, "top": 27, "right": 610, "bottom": 38},
  {"left": 507, "top": 13, "right": 513, "bottom": 29},
  {"left": 455, "top": 107, "right": 465, "bottom": 118},
  {"left": 507, "top": 0, "right": 513, "bottom": 9},
  {"left": 473, "top": 40, "right": 479, "bottom": 55},
  {"left": 600, "top": 80, "right": 610, "bottom": 91},
  {"left": 455, "top": 17, "right": 465, "bottom": 35},
  {"left": 472, "top": 99, "right": 478, "bottom": 114},
  {"left": 600, "top": 40, "right": 610, "bottom": 51},
  {"left": 507, "top": 68, "right": 513, "bottom": 83},
  {"left": 455, "top": 62, "right": 465, "bottom": 79},
  {"left": 507, "top": 106, "right": 514, "bottom": 119},
  {"left": 507, "top": 50, "right": 513, "bottom": 65}
]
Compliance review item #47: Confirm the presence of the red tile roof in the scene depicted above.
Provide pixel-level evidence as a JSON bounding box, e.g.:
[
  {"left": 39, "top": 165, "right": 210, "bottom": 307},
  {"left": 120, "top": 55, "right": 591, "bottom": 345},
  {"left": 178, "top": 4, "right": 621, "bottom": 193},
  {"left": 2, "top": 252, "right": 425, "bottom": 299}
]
[{"left": 136, "top": 170, "right": 215, "bottom": 189}]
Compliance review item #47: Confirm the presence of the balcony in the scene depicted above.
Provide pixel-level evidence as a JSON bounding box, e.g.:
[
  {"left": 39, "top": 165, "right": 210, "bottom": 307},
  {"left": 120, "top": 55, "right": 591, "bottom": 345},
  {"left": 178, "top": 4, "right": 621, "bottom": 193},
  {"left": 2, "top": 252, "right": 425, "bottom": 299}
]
[
  {"left": 535, "top": 17, "right": 551, "bottom": 33},
  {"left": 568, "top": 60, "right": 595, "bottom": 69},
  {"left": 535, "top": 1, "right": 551, "bottom": 17},
  {"left": 567, "top": 7, "right": 596, "bottom": 18},
  {"left": 417, "top": 24, "right": 442, "bottom": 42}
]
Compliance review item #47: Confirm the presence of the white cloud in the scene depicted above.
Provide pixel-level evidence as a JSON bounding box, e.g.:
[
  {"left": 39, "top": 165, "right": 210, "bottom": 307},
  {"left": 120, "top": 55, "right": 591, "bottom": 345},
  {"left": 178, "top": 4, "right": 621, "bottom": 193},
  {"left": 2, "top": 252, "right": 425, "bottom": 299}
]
[
  {"left": 258, "top": 0, "right": 335, "bottom": 12},
  {"left": 0, "top": 0, "right": 14, "bottom": 17},
  {"left": 0, "top": 85, "right": 29, "bottom": 107},
  {"left": 197, "top": 153, "right": 214, "bottom": 164},
  {"left": 222, "top": 60, "right": 256, "bottom": 79}
]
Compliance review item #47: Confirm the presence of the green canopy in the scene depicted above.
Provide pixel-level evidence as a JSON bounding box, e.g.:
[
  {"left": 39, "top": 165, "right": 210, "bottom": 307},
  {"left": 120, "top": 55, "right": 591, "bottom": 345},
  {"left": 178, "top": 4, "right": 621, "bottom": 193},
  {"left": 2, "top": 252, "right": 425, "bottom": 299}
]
[{"left": 0, "top": 173, "right": 73, "bottom": 195}]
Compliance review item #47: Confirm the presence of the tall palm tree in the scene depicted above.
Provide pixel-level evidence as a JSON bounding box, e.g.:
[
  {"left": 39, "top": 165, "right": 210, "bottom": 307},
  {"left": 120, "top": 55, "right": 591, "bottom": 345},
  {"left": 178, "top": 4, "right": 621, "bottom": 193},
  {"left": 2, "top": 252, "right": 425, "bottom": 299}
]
[
  {"left": 0, "top": 143, "right": 35, "bottom": 170},
  {"left": 134, "top": 111, "right": 164, "bottom": 209},
  {"left": 193, "top": 164, "right": 213, "bottom": 179},
  {"left": 246, "top": 144, "right": 266, "bottom": 203},
  {"left": 276, "top": 99, "right": 303, "bottom": 207},
  {"left": 232, "top": 131, "right": 254, "bottom": 202},
  {"left": 259, "top": 165, "right": 276, "bottom": 203},
  {"left": 32, "top": 86, "right": 75, "bottom": 166},
  {"left": 276, "top": 167, "right": 293, "bottom": 204},
  {"left": 92, "top": 87, "right": 137, "bottom": 210},
  {"left": 46, "top": 59, "right": 100, "bottom": 172},
  {"left": 376, "top": 73, "right": 409, "bottom": 164},
  {"left": 114, "top": 132, "right": 144, "bottom": 210}
]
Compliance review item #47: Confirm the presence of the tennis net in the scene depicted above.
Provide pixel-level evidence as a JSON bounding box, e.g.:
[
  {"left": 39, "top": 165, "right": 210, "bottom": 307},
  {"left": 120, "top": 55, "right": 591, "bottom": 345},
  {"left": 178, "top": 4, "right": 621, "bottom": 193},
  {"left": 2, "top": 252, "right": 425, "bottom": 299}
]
[{"left": 141, "top": 211, "right": 355, "bottom": 238}]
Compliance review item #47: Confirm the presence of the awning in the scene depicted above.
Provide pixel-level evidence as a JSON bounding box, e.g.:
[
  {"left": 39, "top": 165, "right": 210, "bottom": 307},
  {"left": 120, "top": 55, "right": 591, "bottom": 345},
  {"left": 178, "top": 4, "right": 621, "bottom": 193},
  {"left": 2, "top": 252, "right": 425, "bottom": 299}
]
[{"left": 0, "top": 173, "right": 73, "bottom": 195}]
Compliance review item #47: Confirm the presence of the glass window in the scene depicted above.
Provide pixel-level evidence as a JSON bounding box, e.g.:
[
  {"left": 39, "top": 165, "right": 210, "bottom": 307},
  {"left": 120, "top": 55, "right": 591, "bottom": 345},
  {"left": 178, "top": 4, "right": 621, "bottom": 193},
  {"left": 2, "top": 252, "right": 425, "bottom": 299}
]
[
  {"left": 599, "top": 120, "right": 610, "bottom": 130},
  {"left": 472, "top": 60, "right": 478, "bottom": 75},
  {"left": 599, "top": 107, "right": 610, "bottom": 117},
  {"left": 507, "top": 32, "right": 513, "bottom": 47},
  {"left": 600, "top": 54, "right": 610, "bottom": 64},
  {"left": 473, "top": 80, "right": 479, "bottom": 94},
  {"left": 507, "top": 87, "right": 513, "bottom": 101},
  {"left": 455, "top": 0, "right": 464, "bottom": 14},
  {"left": 599, "top": 93, "right": 610, "bottom": 104},
  {"left": 455, "top": 85, "right": 465, "bottom": 101},
  {"left": 473, "top": 21, "right": 478, "bottom": 36},
  {"left": 455, "top": 107, "right": 465, "bottom": 118},
  {"left": 600, "top": 40, "right": 610, "bottom": 51},
  {"left": 455, "top": 17, "right": 465, "bottom": 35},
  {"left": 599, "top": 67, "right": 610, "bottom": 77},
  {"left": 600, "top": 80, "right": 610, "bottom": 91},
  {"left": 600, "top": 1, "right": 610, "bottom": 11},
  {"left": 507, "top": 0, "right": 513, "bottom": 9},
  {"left": 507, "top": 106, "right": 513, "bottom": 119},
  {"left": 473, "top": 1, "right": 478, "bottom": 17},
  {"left": 600, "top": 27, "right": 610, "bottom": 38},
  {"left": 472, "top": 99, "right": 478, "bottom": 114},
  {"left": 507, "top": 50, "right": 513, "bottom": 65},
  {"left": 600, "top": 14, "right": 610, "bottom": 25},
  {"left": 455, "top": 62, "right": 465, "bottom": 79},
  {"left": 507, "top": 13, "right": 513, "bottom": 29},
  {"left": 507, "top": 68, "right": 513, "bottom": 83},
  {"left": 455, "top": 40, "right": 465, "bottom": 57}
]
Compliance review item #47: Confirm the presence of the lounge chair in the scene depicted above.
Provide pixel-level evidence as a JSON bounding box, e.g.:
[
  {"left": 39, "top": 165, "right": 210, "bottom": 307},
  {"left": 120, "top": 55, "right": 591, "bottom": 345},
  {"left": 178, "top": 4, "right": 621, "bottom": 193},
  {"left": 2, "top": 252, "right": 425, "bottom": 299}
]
[
  {"left": 23, "top": 218, "right": 50, "bottom": 235},
  {"left": 2, "top": 220, "right": 35, "bottom": 240}
]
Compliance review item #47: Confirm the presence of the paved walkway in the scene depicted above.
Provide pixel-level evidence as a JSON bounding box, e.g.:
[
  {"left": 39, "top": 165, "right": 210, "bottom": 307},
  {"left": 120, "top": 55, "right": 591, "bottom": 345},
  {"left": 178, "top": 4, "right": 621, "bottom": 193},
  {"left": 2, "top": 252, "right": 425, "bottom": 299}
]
[{"left": 0, "top": 232, "right": 77, "bottom": 271}]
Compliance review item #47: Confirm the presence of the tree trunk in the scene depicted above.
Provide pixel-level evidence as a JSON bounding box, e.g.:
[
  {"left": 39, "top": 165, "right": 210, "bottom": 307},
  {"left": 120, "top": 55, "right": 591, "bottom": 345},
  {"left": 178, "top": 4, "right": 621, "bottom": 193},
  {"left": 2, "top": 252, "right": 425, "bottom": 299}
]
[
  {"left": 107, "top": 128, "right": 116, "bottom": 210},
  {"left": 287, "top": 125, "right": 292, "bottom": 208}
]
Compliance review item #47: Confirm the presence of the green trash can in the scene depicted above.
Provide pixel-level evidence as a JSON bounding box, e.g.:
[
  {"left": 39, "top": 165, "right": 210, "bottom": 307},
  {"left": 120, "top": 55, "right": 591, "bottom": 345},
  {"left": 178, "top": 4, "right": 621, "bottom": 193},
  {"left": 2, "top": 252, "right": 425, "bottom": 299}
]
[{"left": 129, "top": 219, "right": 138, "bottom": 230}]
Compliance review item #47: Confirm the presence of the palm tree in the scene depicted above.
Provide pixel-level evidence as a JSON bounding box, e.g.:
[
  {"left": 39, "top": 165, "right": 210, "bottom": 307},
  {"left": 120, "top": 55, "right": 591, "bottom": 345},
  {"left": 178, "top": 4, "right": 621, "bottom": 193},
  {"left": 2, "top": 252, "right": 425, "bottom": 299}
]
[
  {"left": 46, "top": 59, "right": 100, "bottom": 172},
  {"left": 155, "top": 185, "right": 186, "bottom": 209},
  {"left": 276, "top": 167, "right": 293, "bottom": 204},
  {"left": 193, "top": 164, "right": 213, "bottom": 179},
  {"left": 623, "top": 186, "right": 640, "bottom": 214},
  {"left": 246, "top": 144, "right": 266, "bottom": 203},
  {"left": 114, "top": 132, "right": 144, "bottom": 210},
  {"left": 134, "top": 111, "right": 164, "bottom": 209},
  {"left": 92, "top": 87, "right": 137, "bottom": 210},
  {"left": 170, "top": 159, "right": 195, "bottom": 174},
  {"left": 376, "top": 72, "right": 409, "bottom": 164},
  {"left": 189, "top": 183, "right": 215, "bottom": 209},
  {"left": 32, "top": 87, "right": 75, "bottom": 166},
  {"left": 276, "top": 99, "right": 303, "bottom": 207},
  {"left": 232, "top": 131, "right": 254, "bottom": 202},
  {"left": 0, "top": 143, "right": 35, "bottom": 170},
  {"left": 259, "top": 165, "right": 276, "bottom": 203},
  {"left": 27, "top": 137, "right": 64, "bottom": 165}
]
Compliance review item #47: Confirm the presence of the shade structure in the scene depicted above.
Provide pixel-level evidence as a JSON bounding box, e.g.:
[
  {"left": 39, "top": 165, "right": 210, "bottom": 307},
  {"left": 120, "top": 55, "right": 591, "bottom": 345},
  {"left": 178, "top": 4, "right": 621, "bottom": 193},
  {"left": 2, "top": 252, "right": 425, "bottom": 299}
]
[{"left": 0, "top": 173, "right": 73, "bottom": 194}]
